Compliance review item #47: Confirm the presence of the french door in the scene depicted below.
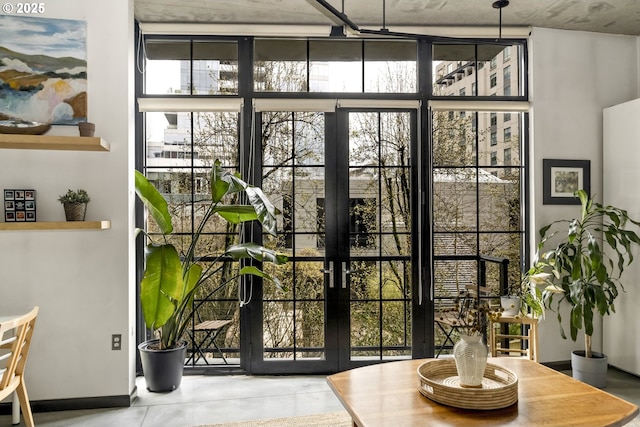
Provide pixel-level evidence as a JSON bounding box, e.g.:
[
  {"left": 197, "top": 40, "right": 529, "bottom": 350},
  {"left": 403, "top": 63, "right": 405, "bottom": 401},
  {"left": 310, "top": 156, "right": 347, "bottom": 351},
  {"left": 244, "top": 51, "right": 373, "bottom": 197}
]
[{"left": 251, "top": 108, "right": 423, "bottom": 374}]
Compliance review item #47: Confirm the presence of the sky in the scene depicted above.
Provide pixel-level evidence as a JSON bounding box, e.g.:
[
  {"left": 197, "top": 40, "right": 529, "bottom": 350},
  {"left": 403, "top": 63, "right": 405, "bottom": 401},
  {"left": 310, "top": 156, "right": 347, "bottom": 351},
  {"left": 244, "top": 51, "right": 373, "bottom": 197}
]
[{"left": 0, "top": 14, "right": 86, "bottom": 59}]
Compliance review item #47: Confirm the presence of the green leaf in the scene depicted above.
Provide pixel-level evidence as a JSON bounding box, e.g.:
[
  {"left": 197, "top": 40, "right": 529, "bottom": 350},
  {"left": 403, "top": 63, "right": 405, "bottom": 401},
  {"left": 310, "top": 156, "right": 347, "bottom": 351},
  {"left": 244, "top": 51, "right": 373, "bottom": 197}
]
[
  {"left": 576, "top": 189, "right": 589, "bottom": 219},
  {"left": 135, "top": 170, "right": 173, "bottom": 235},
  {"left": 570, "top": 304, "right": 582, "bottom": 341},
  {"left": 226, "top": 243, "right": 288, "bottom": 265},
  {"left": 539, "top": 224, "right": 552, "bottom": 239},
  {"left": 215, "top": 205, "right": 260, "bottom": 224},
  {"left": 210, "top": 159, "right": 231, "bottom": 203},
  {"left": 583, "top": 303, "right": 594, "bottom": 336},
  {"left": 245, "top": 186, "right": 279, "bottom": 236},
  {"left": 140, "top": 244, "right": 183, "bottom": 330},
  {"left": 239, "top": 265, "right": 287, "bottom": 291},
  {"left": 183, "top": 263, "right": 203, "bottom": 301}
]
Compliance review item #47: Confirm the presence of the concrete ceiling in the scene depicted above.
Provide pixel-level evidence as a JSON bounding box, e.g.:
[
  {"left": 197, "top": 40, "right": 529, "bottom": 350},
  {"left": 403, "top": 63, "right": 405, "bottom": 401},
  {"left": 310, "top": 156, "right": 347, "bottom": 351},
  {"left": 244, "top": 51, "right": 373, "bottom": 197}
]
[{"left": 134, "top": 0, "right": 640, "bottom": 36}]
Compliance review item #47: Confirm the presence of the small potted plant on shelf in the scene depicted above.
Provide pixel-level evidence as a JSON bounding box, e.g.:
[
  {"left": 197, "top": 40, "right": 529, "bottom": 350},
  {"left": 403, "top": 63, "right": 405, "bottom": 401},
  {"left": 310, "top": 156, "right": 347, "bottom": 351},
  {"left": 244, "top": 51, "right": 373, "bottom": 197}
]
[
  {"left": 58, "top": 189, "right": 90, "bottom": 221},
  {"left": 501, "top": 264, "right": 547, "bottom": 318},
  {"left": 135, "top": 160, "right": 288, "bottom": 392},
  {"left": 538, "top": 189, "right": 640, "bottom": 387}
]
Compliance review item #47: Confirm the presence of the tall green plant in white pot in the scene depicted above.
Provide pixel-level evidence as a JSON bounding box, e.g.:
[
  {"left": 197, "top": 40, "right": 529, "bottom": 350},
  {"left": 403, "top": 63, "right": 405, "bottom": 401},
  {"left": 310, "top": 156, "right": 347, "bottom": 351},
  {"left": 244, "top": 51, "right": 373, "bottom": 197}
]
[
  {"left": 135, "top": 160, "right": 288, "bottom": 392},
  {"left": 538, "top": 190, "right": 640, "bottom": 387}
]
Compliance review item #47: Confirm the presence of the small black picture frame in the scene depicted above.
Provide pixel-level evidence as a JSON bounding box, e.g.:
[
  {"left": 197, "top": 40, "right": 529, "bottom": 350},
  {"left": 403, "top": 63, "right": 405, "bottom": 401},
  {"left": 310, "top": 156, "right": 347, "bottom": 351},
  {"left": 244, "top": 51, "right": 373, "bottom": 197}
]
[
  {"left": 4, "top": 188, "right": 36, "bottom": 221},
  {"left": 543, "top": 159, "right": 591, "bottom": 205}
]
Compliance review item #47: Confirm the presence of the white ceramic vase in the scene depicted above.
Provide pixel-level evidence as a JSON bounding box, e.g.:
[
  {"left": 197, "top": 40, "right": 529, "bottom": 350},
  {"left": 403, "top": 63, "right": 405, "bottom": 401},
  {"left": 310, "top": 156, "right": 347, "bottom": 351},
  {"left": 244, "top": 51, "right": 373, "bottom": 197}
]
[{"left": 453, "top": 334, "right": 488, "bottom": 387}]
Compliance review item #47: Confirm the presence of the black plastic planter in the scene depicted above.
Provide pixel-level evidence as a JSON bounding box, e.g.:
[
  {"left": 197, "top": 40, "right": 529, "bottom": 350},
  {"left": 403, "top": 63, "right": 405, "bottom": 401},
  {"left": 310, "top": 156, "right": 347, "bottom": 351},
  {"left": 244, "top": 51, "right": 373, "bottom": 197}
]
[{"left": 138, "top": 340, "right": 187, "bottom": 392}]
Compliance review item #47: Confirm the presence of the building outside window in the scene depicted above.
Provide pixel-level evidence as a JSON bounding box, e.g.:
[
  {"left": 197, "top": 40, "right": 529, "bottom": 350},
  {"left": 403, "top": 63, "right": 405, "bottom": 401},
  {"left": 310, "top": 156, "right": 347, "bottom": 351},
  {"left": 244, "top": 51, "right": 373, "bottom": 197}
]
[
  {"left": 504, "top": 147, "right": 512, "bottom": 166},
  {"left": 503, "top": 46, "right": 511, "bottom": 61},
  {"left": 504, "top": 127, "right": 512, "bottom": 141}
]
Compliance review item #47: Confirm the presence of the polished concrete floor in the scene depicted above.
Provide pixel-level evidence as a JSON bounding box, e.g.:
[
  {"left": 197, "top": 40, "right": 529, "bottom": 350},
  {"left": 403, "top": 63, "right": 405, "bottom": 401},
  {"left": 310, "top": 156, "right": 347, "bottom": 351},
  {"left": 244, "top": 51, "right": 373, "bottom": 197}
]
[{"left": 2, "top": 366, "right": 640, "bottom": 427}]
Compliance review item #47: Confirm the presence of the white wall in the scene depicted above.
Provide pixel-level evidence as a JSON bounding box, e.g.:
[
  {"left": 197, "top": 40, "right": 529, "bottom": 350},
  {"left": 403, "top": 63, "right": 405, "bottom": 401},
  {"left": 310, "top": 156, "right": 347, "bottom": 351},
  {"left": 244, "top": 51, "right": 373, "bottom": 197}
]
[
  {"left": 0, "top": 0, "right": 135, "bottom": 401},
  {"left": 529, "top": 27, "right": 640, "bottom": 363},
  {"left": 603, "top": 98, "right": 640, "bottom": 375}
]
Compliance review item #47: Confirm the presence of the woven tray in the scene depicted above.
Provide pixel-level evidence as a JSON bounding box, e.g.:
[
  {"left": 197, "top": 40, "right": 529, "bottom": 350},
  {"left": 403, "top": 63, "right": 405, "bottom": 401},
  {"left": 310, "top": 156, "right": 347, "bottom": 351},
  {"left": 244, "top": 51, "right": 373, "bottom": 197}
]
[{"left": 417, "top": 359, "right": 518, "bottom": 410}]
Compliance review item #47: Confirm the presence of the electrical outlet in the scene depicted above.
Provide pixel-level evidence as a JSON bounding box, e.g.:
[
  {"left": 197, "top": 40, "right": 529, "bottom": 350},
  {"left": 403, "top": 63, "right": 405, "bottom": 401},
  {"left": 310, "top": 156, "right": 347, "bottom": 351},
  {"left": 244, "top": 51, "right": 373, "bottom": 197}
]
[{"left": 112, "top": 334, "right": 122, "bottom": 350}]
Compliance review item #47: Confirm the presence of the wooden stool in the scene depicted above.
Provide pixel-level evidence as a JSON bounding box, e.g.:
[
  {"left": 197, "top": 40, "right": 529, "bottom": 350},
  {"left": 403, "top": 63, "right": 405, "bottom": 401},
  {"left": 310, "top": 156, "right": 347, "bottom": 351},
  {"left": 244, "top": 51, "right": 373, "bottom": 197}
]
[{"left": 489, "top": 314, "right": 539, "bottom": 362}]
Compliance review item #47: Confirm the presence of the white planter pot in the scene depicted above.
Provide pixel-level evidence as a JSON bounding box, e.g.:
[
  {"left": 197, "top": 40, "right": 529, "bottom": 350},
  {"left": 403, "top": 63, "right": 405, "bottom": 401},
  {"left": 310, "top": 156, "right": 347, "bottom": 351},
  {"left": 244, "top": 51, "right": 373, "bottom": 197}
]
[
  {"left": 500, "top": 296, "right": 521, "bottom": 316},
  {"left": 571, "top": 350, "right": 608, "bottom": 388}
]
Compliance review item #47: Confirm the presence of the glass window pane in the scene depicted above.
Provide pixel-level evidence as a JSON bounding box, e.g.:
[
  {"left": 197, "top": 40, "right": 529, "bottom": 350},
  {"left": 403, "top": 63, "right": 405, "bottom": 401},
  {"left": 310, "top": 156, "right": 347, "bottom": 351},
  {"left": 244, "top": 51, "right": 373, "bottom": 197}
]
[
  {"left": 351, "top": 300, "right": 380, "bottom": 358},
  {"left": 144, "top": 40, "right": 238, "bottom": 95},
  {"left": 263, "top": 301, "right": 293, "bottom": 358},
  {"left": 295, "top": 301, "right": 325, "bottom": 359},
  {"left": 294, "top": 167, "right": 325, "bottom": 234},
  {"left": 478, "top": 112, "right": 521, "bottom": 173},
  {"left": 479, "top": 178, "right": 522, "bottom": 231},
  {"left": 382, "top": 301, "right": 410, "bottom": 349},
  {"left": 192, "top": 41, "right": 238, "bottom": 95},
  {"left": 261, "top": 111, "right": 326, "bottom": 256},
  {"left": 433, "top": 259, "right": 478, "bottom": 299},
  {"left": 145, "top": 111, "right": 239, "bottom": 168},
  {"left": 433, "top": 168, "right": 478, "bottom": 232},
  {"left": 144, "top": 40, "right": 189, "bottom": 95},
  {"left": 432, "top": 110, "right": 477, "bottom": 167},
  {"left": 262, "top": 112, "right": 294, "bottom": 166},
  {"left": 349, "top": 112, "right": 379, "bottom": 167},
  {"left": 254, "top": 39, "right": 307, "bottom": 92},
  {"left": 310, "top": 40, "right": 362, "bottom": 92},
  {"left": 294, "top": 112, "right": 325, "bottom": 165},
  {"left": 364, "top": 40, "right": 416, "bottom": 93},
  {"left": 432, "top": 43, "right": 522, "bottom": 97}
]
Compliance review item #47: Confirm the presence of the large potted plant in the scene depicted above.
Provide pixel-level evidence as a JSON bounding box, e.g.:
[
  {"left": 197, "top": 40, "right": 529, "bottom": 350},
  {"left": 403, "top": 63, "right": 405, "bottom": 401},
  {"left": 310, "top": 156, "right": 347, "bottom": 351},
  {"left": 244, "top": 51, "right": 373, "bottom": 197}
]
[
  {"left": 538, "top": 189, "right": 640, "bottom": 387},
  {"left": 135, "top": 160, "right": 287, "bottom": 392}
]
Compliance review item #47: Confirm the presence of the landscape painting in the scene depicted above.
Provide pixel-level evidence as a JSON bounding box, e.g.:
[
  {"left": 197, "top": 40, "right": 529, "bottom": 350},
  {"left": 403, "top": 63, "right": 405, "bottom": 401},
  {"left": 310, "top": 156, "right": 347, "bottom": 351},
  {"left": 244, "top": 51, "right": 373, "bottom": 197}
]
[{"left": 0, "top": 15, "right": 87, "bottom": 125}]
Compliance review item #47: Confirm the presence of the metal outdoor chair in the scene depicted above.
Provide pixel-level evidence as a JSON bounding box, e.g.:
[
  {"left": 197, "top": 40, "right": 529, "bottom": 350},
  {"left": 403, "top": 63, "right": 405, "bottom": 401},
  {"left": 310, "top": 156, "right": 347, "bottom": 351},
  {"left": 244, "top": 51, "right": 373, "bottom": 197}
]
[
  {"left": 434, "top": 285, "right": 488, "bottom": 357},
  {"left": 186, "top": 319, "right": 233, "bottom": 365}
]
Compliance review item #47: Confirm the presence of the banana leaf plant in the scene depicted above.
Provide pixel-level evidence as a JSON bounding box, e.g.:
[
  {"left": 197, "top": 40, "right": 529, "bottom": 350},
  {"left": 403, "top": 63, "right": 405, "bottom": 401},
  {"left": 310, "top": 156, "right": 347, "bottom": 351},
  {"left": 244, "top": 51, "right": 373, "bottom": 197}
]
[
  {"left": 135, "top": 160, "right": 288, "bottom": 350},
  {"left": 538, "top": 189, "right": 640, "bottom": 358}
]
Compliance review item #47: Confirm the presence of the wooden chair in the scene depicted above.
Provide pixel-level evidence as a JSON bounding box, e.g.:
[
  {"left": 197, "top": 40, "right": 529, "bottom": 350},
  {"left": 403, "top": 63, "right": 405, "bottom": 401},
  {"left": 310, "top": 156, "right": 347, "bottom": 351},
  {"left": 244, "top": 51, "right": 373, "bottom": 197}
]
[
  {"left": 0, "top": 306, "right": 39, "bottom": 427},
  {"left": 489, "top": 314, "right": 539, "bottom": 362}
]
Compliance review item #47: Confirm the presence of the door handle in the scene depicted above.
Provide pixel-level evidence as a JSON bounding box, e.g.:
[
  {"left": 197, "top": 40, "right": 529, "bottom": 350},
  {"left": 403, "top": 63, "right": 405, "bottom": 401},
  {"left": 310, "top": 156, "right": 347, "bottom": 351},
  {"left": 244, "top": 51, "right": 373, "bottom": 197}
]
[
  {"left": 342, "top": 262, "right": 350, "bottom": 289},
  {"left": 320, "top": 261, "right": 334, "bottom": 288}
]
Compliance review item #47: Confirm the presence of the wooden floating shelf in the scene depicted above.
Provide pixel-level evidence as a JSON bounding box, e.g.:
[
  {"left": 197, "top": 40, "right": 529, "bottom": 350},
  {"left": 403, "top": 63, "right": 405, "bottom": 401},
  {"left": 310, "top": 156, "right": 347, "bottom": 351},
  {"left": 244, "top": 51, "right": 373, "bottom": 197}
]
[
  {"left": 0, "top": 134, "right": 110, "bottom": 151},
  {"left": 0, "top": 221, "right": 111, "bottom": 231}
]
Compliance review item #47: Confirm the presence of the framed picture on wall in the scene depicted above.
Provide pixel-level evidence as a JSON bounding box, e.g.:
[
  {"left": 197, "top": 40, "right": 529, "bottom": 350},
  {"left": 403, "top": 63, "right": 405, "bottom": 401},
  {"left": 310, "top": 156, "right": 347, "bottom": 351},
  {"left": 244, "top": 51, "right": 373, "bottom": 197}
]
[
  {"left": 543, "top": 159, "right": 591, "bottom": 205},
  {"left": 3, "top": 188, "right": 36, "bottom": 221}
]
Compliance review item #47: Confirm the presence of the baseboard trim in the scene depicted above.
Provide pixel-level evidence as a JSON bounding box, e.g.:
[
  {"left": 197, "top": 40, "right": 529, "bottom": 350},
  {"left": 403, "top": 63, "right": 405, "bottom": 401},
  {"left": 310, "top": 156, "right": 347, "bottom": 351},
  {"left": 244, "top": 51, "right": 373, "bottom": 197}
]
[{"left": 0, "top": 386, "right": 137, "bottom": 415}]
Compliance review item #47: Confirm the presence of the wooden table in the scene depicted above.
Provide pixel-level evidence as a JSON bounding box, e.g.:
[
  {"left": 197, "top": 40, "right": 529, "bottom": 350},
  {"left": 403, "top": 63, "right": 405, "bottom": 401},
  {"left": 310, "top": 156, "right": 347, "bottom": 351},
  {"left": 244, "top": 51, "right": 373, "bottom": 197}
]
[{"left": 327, "top": 358, "right": 639, "bottom": 427}]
